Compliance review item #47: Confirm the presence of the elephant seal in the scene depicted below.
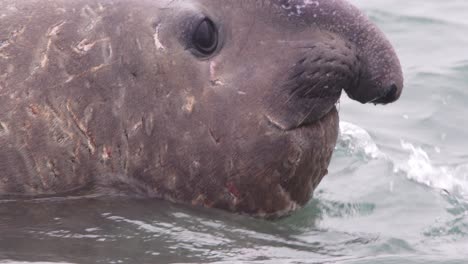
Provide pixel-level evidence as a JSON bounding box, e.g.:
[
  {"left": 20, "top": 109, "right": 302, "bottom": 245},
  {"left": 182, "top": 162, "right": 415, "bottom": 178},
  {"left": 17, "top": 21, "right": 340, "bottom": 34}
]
[{"left": 0, "top": 0, "right": 403, "bottom": 218}]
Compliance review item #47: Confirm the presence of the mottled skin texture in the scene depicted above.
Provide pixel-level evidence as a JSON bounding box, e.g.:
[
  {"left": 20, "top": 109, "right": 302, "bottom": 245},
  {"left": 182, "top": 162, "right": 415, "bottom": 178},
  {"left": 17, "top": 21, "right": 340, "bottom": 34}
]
[{"left": 0, "top": 0, "right": 403, "bottom": 218}]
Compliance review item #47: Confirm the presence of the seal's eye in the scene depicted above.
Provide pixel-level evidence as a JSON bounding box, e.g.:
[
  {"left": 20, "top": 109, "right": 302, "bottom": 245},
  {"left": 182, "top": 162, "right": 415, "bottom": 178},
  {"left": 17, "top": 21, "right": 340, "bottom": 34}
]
[{"left": 192, "top": 18, "right": 218, "bottom": 55}]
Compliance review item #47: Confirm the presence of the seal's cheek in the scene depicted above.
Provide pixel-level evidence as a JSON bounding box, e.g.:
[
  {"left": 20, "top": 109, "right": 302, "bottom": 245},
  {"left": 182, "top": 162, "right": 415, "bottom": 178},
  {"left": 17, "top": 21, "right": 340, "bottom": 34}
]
[{"left": 224, "top": 107, "right": 339, "bottom": 218}]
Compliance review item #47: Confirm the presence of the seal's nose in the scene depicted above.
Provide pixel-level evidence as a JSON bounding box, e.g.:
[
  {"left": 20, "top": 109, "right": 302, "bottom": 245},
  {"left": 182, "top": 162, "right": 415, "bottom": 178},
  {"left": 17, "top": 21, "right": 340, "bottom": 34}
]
[
  {"left": 371, "top": 83, "right": 400, "bottom": 105},
  {"left": 294, "top": 0, "right": 404, "bottom": 106}
]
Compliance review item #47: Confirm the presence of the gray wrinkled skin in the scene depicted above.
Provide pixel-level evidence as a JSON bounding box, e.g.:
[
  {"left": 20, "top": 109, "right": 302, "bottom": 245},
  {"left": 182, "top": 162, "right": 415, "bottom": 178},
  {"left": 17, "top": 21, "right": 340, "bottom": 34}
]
[{"left": 0, "top": 0, "right": 403, "bottom": 218}]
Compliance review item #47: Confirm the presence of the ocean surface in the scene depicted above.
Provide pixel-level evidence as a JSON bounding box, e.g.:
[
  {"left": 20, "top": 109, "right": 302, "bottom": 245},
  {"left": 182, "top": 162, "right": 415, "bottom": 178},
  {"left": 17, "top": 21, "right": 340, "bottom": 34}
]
[{"left": 1, "top": 0, "right": 468, "bottom": 263}]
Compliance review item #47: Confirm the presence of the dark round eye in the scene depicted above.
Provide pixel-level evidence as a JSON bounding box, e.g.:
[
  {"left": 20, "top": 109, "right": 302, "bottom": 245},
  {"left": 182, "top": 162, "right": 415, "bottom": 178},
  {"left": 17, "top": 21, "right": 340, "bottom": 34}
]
[{"left": 192, "top": 18, "right": 218, "bottom": 55}]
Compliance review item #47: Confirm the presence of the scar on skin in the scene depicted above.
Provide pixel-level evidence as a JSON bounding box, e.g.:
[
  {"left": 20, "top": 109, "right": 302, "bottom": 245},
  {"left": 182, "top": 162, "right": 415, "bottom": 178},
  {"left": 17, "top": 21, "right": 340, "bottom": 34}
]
[
  {"left": 182, "top": 96, "right": 195, "bottom": 113},
  {"left": 0, "top": 27, "right": 24, "bottom": 59},
  {"left": 81, "top": 5, "right": 103, "bottom": 32},
  {"left": 209, "top": 61, "right": 219, "bottom": 80},
  {"left": 73, "top": 38, "right": 110, "bottom": 54},
  {"left": 0, "top": 40, "right": 9, "bottom": 50},
  {"left": 65, "top": 63, "right": 113, "bottom": 83},
  {"left": 191, "top": 194, "right": 207, "bottom": 206},
  {"left": 135, "top": 38, "right": 142, "bottom": 51},
  {"left": 132, "top": 121, "right": 143, "bottom": 132},
  {"left": 66, "top": 101, "right": 96, "bottom": 154},
  {"left": 153, "top": 24, "right": 166, "bottom": 51},
  {"left": 209, "top": 61, "right": 225, "bottom": 86},
  {"left": 102, "top": 145, "right": 112, "bottom": 161},
  {"left": 41, "top": 22, "right": 66, "bottom": 68},
  {"left": 2, "top": 26, "right": 26, "bottom": 50},
  {"left": 0, "top": 121, "right": 9, "bottom": 136}
]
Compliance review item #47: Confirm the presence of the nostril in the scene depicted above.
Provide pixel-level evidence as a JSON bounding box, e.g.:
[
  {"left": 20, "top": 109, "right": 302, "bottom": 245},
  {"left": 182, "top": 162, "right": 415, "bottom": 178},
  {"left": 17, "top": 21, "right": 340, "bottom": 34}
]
[
  {"left": 387, "top": 83, "right": 398, "bottom": 98},
  {"left": 372, "top": 83, "right": 399, "bottom": 105}
]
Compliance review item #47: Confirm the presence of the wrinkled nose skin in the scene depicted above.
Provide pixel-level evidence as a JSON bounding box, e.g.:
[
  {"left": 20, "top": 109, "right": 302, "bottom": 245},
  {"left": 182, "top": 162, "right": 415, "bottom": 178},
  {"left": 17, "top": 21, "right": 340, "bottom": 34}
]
[
  {"left": 265, "top": 0, "right": 404, "bottom": 131},
  {"left": 293, "top": 0, "right": 404, "bottom": 104}
]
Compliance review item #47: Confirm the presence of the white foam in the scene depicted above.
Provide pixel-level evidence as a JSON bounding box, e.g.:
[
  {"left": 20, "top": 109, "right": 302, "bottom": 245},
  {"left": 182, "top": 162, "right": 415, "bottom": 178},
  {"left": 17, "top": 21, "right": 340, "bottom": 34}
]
[
  {"left": 153, "top": 24, "right": 166, "bottom": 51},
  {"left": 338, "top": 121, "right": 385, "bottom": 159},
  {"left": 396, "top": 141, "right": 468, "bottom": 199},
  {"left": 338, "top": 122, "right": 468, "bottom": 200}
]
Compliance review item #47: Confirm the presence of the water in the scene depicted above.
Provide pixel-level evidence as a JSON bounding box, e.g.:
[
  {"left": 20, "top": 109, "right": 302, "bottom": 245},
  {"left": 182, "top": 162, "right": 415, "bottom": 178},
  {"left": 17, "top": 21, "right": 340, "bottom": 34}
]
[{"left": 1, "top": 0, "right": 468, "bottom": 263}]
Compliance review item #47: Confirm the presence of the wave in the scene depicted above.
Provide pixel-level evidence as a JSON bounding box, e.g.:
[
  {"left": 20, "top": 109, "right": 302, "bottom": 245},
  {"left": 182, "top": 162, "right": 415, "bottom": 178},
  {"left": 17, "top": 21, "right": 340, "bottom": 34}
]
[
  {"left": 367, "top": 9, "right": 458, "bottom": 27},
  {"left": 396, "top": 142, "right": 468, "bottom": 199},
  {"left": 337, "top": 122, "right": 385, "bottom": 160},
  {"left": 338, "top": 122, "right": 468, "bottom": 200}
]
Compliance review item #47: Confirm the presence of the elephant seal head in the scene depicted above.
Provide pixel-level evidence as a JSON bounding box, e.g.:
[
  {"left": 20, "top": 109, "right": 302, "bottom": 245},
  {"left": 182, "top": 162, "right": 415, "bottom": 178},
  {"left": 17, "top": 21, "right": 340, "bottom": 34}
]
[
  {"left": 0, "top": 0, "right": 403, "bottom": 218},
  {"left": 146, "top": 0, "right": 403, "bottom": 217}
]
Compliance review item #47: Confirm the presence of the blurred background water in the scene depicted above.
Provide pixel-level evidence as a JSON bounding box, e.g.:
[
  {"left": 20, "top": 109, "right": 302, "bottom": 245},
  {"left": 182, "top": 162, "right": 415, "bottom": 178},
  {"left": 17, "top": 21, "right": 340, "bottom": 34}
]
[{"left": 1, "top": 0, "right": 468, "bottom": 263}]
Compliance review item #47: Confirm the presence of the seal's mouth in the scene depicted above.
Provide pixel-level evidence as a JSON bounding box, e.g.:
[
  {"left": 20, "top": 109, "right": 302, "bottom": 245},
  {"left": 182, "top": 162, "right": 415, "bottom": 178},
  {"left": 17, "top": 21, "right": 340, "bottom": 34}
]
[
  {"left": 264, "top": 113, "right": 291, "bottom": 131},
  {"left": 264, "top": 105, "right": 336, "bottom": 132}
]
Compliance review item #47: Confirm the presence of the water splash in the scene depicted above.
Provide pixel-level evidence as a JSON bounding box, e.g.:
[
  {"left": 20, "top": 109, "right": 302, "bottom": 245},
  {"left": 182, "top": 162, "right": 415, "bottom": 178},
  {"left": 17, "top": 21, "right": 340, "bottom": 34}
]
[
  {"left": 338, "top": 121, "right": 468, "bottom": 202},
  {"left": 337, "top": 121, "right": 385, "bottom": 160},
  {"left": 396, "top": 141, "right": 468, "bottom": 200}
]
